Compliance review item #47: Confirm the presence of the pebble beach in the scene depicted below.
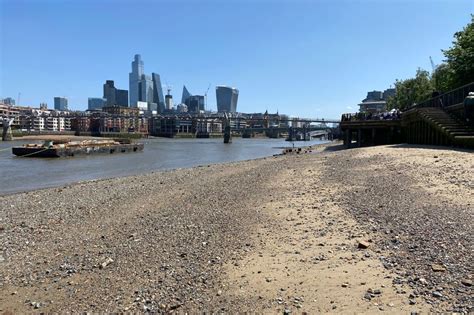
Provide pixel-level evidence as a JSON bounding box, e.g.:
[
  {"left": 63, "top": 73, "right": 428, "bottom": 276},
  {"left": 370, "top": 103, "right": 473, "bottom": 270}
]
[{"left": 0, "top": 143, "right": 472, "bottom": 313}]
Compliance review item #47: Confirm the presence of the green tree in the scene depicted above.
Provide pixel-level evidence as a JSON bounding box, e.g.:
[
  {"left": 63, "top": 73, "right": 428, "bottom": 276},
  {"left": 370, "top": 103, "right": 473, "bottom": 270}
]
[
  {"left": 431, "top": 63, "right": 455, "bottom": 93},
  {"left": 387, "top": 69, "right": 434, "bottom": 110},
  {"left": 443, "top": 15, "right": 474, "bottom": 88}
]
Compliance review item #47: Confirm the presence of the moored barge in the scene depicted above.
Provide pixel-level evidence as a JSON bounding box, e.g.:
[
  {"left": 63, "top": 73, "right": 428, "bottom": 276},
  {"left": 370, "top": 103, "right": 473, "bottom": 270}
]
[{"left": 12, "top": 139, "right": 144, "bottom": 158}]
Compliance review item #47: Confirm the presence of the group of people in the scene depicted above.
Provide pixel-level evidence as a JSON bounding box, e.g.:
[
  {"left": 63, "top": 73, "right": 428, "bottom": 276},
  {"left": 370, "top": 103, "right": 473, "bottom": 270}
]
[{"left": 342, "top": 109, "right": 401, "bottom": 122}]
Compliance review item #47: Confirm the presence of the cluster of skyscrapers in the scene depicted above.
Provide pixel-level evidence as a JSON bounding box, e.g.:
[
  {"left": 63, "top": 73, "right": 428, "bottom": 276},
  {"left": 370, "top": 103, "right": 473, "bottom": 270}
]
[{"left": 85, "top": 54, "right": 239, "bottom": 114}]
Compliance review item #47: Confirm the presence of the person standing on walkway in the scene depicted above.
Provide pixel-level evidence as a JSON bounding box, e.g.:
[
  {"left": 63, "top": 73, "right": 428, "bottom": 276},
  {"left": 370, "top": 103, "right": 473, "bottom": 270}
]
[{"left": 464, "top": 92, "right": 474, "bottom": 126}]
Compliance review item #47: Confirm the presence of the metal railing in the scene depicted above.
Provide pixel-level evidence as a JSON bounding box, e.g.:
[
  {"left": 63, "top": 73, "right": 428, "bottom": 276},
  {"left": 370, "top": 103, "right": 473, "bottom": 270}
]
[{"left": 410, "top": 82, "right": 474, "bottom": 109}]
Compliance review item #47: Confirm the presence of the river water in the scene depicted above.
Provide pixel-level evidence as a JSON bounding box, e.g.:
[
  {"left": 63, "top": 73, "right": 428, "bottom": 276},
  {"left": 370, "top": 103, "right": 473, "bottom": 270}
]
[{"left": 0, "top": 137, "right": 326, "bottom": 195}]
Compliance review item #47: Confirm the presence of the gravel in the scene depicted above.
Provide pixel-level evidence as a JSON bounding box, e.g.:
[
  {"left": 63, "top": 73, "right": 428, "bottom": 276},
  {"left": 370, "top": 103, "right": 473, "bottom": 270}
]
[
  {"left": 321, "top": 145, "right": 473, "bottom": 313},
  {"left": 0, "top": 156, "right": 285, "bottom": 312},
  {"left": 1, "top": 143, "right": 472, "bottom": 313}
]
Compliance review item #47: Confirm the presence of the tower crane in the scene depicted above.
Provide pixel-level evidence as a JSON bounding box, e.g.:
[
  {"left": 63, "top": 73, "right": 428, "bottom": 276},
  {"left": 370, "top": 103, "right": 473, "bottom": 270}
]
[
  {"left": 204, "top": 83, "right": 211, "bottom": 112},
  {"left": 430, "top": 56, "right": 436, "bottom": 73},
  {"left": 430, "top": 56, "right": 437, "bottom": 90}
]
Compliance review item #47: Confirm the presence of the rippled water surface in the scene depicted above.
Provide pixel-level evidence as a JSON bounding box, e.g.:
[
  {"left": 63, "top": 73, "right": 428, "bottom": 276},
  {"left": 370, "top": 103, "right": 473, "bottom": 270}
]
[{"left": 0, "top": 137, "right": 326, "bottom": 195}]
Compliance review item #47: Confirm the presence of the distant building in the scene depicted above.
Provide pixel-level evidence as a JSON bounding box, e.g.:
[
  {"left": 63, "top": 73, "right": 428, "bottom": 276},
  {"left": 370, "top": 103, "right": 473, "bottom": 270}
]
[
  {"left": 186, "top": 95, "right": 205, "bottom": 113},
  {"left": 152, "top": 73, "right": 165, "bottom": 111},
  {"left": 129, "top": 54, "right": 144, "bottom": 107},
  {"left": 177, "top": 103, "right": 188, "bottom": 113},
  {"left": 102, "top": 106, "right": 139, "bottom": 117},
  {"left": 88, "top": 97, "right": 106, "bottom": 110},
  {"left": 358, "top": 100, "right": 387, "bottom": 113},
  {"left": 116, "top": 89, "right": 129, "bottom": 107},
  {"left": 54, "top": 97, "right": 68, "bottom": 111},
  {"left": 129, "top": 54, "right": 163, "bottom": 110},
  {"left": 358, "top": 88, "right": 396, "bottom": 113},
  {"left": 1, "top": 97, "right": 15, "bottom": 105},
  {"left": 165, "top": 94, "right": 173, "bottom": 110},
  {"left": 103, "top": 80, "right": 128, "bottom": 107},
  {"left": 182, "top": 85, "right": 192, "bottom": 104},
  {"left": 39, "top": 103, "right": 48, "bottom": 110},
  {"left": 216, "top": 86, "right": 239, "bottom": 113},
  {"left": 364, "top": 91, "right": 383, "bottom": 102},
  {"left": 383, "top": 88, "right": 396, "bottom": 100}
]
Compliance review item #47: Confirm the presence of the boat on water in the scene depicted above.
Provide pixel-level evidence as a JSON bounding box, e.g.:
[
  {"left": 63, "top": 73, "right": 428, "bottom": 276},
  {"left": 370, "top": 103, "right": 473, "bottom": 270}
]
[{"left": 12, "top": 138, "right": 144, "bottom": 158}]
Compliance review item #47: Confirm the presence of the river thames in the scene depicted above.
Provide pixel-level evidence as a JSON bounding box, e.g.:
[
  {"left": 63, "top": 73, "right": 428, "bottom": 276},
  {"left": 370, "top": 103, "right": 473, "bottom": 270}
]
[{"left": 0, "top": 137, "right": 326, "bottom": 195}]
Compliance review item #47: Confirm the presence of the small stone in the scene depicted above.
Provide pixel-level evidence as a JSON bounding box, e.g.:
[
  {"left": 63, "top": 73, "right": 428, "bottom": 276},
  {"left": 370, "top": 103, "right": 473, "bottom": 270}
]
[
  {"left": 358, "top": 240, "right": 370, "bottom": 249},
  {"left": 409, "top": 299, "right": 416, "bottom": 305},
  {"left": 217, "top": 290, "right": 222, "bottom": 296},
  {"left": 99, "top": 257, "right": 114, "bottom": 269},
  {"left": 431, "top": 264, "right": 446, "bottom": 272},
  {"left": 432, "top": 291, "right": 443, "bottom": 298},
  {"left": 341, "top": 283, "right": 349, "bottom": 288},
  {"left": 461, "top": 279, "right": 472, "bottom": 287},
  {"left": 283, "top": 309, "right": 291, "bottom": 315},
  {"left": 265, "top": 277, "right": 273, "bottom": 283}
]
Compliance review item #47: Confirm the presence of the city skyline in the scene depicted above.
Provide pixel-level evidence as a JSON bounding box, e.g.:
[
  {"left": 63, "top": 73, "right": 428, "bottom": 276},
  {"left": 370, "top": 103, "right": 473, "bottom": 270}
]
[{"left": 1, "top": 1, "right": 473, "bottom": 119}]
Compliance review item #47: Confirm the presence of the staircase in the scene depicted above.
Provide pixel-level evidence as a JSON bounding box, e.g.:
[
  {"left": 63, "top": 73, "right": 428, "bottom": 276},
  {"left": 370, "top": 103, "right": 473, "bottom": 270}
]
[{"left": 417, "top": 108, "right": 474, "bottom": 148}]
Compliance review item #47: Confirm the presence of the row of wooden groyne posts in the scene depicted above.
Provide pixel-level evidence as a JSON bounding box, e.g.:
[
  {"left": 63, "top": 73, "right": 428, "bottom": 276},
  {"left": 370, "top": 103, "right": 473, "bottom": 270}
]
[{"left": 340, "top": 82, "right": 474, "bottom": 149}]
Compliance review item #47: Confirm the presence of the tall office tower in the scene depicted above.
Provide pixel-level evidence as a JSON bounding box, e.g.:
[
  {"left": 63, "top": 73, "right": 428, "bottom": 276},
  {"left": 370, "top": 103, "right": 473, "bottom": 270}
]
[
  {"left": 103, "top": 80, "right": 117, "bottom": 106},
  {"left": 181, "top": 85, "right": 192, "bottom": 103},
  {"left": 103, "top": 80, "right": 128, "bottom": 107},
  {"left": 129, "top": 54, "right": 144, "bottom": 107},
  {"left": 216, "top": 86, "right": 239, "bottom": 113},
  {"left": 138, "top": 74, "right": 154, "bottom": 103},
  {"left": 152, "top": 73, "right": 165, "bottom": 111},
  {"left": 54, "top": 97, "right": 68, "bottom": 111},
  {"left": 116, "top": 89, "right": 129, "bottom": 107}
]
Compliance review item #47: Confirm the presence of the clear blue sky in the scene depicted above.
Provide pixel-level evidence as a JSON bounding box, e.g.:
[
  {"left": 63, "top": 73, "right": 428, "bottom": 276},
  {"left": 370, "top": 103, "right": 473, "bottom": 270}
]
[{"left": 1, "top": 0, "right": 472, "bottom": 119}]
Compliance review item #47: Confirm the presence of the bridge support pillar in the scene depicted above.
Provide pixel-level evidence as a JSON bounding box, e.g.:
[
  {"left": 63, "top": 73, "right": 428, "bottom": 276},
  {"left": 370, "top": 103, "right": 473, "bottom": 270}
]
[
  {"left": 223, "top": 126, "right": 232, "bottom": 143},
  {"left": 357, "top": 129, "right": 362, "bottom": 147},
  {"left": 344, "top": 129, "right": 351, "bottom": 148}
]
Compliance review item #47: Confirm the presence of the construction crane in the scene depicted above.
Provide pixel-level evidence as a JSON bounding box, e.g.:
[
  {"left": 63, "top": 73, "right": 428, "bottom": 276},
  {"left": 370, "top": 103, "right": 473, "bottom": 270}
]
[
  {"left": 204, "top": 83, "right": 211, "bottom": 112},
  {"left": 430, "top": 56, "right": 436, "bottom": 73},
  {"left": 430, "top": 56, "right": 437, "bottom": 90}
]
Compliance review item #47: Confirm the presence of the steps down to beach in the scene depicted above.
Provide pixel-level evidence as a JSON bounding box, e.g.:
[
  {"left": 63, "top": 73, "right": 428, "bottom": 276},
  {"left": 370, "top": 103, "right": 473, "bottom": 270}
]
[{"left": 418, "top": 108, "right": 474, "bottom": 148}]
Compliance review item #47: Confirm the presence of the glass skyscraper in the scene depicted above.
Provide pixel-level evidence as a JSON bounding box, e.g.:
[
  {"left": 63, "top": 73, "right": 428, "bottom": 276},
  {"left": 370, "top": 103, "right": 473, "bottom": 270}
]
[
  {"left": 129, "top": 54, "right": 164, "bottom": 111},
  {"left": 152, "top": 73, "right": 165, "bottom": 111},
  {"left": 216, "top": 86, "right": 239, "bottom": 113},
  {"left": 129, "top": 54, "right": 144, "bottom": 107},
  {"left": 54, "top": 97, "right": 68, "bottom": 111},
  {"left": 88, "top": 97, "right": 106, "bottom": 110},
  {"left": 103, "top": 80, "right": 128, "bottom": 107},
  {"left": 181, "top": 85, "right": 191, "bottom": 104}
]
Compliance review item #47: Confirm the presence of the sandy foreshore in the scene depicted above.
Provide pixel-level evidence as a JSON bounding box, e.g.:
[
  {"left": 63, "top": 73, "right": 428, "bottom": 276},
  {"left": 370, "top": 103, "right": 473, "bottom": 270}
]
[{"left": 0, "top": 143, "right": 472, "bottom": 313}]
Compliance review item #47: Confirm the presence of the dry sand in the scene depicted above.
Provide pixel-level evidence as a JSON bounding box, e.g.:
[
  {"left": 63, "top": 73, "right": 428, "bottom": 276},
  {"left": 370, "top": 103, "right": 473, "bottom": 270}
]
[{"left": 0, "top": 143, "right": 472, "bottom": 313}]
